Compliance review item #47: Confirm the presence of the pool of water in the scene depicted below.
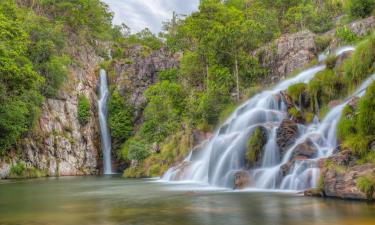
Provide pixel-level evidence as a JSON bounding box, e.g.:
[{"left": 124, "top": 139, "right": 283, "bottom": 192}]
[{"left": 0, "top": 176, "right": 374, "bottom": 225}]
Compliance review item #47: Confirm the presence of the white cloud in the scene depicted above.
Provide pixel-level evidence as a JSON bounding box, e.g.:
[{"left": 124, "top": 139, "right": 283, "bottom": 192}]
[{"left": 102, "top": 0, "right": 199, "bottom": 34}]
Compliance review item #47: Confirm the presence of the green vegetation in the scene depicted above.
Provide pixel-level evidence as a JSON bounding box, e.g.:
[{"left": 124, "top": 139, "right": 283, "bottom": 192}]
[
  {"left": 125, "top": 139, "right": 150, "bottom": 162},
  {"left": 108, "top": 91, "right": 133, "bottom": 154},
  {"left": 113, "top": 0, "right": 372, "bottom": 177},
  {"left": 357, "top": 175, "right": 375, "bottom": 200},
  {"left": 8, "top": 162, "right": 44, "bottom": 179},
  {"left": 348, "top": 0, "right": 375, "bottom": 19},
  {"left": 77, "top": 95, "right": 90, "bottom": 125},
  {"left": 336, "top": 26, "right": 358, "bottom": 44},
  {"left": 245, "top": 127, "right": 267, "bottom": 167},
  {"left": 0, "top": 0, "right": 116, "bottom": 153}
]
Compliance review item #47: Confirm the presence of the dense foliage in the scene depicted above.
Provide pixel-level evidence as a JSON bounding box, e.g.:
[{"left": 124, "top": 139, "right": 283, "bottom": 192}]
[
  {"left": 117, "top": 0, "right": 357, "bottom": 177},
  {"left": 77, "top": 95, "right": 90, "bottom": 125},
  {"left": 0, "top": 0, "right": 115, "bottom": 153}
]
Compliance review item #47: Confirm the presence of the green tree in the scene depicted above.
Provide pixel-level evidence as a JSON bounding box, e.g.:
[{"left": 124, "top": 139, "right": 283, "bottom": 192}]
[
  {"left": 77, "top": 95, "right": 90, "bottom": 125},
  {"left": 108, "top": 91, "right": 133, "bottom": 152},
  {"left": 348, "top": 0, "right": 375, "bottom": 18}
]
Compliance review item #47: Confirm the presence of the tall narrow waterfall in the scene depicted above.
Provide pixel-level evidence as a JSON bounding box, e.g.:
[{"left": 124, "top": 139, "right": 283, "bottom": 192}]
[
  {"left": 98, "top": 69, "right": 112, "bottom": 175},
  {"left": 163, "top": 47, "right": 363, "bottom": 190}
]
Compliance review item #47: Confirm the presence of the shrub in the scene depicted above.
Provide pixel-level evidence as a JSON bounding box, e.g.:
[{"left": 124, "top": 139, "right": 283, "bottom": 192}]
[
  {"left": 348, "top": 0, "right": 375, "bottom": 19},
  {"left": 9, "top": 162, "right": 44, "bottom": 178},
  {"left": 342, "top": 135, "right": 371, "bottom": 156},
  {"left": 315, "top": 35, "right": 333, "bottom": 52},
  {"left": 325, "top": 55, "right": 337, "bottom": 69},
  {"left": 108, "top": 91, "right": 133, "bottom": 152},
  {"left": 125, "top": 139, "right": 150, "bottom": 162},
  {"left": 337, "top": 105, "right": 357, "bottom": 140},
  {"left": 344, "top": 35, "right": 375, "bottom": 87},
  {"left": 287, "top": 83, "right": 307, "bottom": 106},
  {"left": 357, "top": 175, "right": 375, "bottom": 200},
  {"left": 158, "top": 68, "right": 179, "bottom": 82},
  {"left": 336, "top": 26, "right": 358, "bottom": 44},
  {"left": 357, "top": 81, "right": 375, "bottom": 135},
  {"left": 77, "top": 95, "right": 90, "bottom": 125}
]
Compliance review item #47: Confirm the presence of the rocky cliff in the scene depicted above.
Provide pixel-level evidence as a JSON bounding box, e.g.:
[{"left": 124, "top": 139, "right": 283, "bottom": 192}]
[
  {"left": 253, "top": 30, "right": 317, "bottom": 83},
  {"left": 110, "top": 46, "right": 180, "bottom": 124},
  {"left": 0, "top": 38, "right": 102, "bottom": 178}
]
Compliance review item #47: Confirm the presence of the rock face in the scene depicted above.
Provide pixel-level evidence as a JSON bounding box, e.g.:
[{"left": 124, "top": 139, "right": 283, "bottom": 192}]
[
  {"left": 326, "top": 16, "right": 375, "bottom": 37},
  {"left": 111, "top": 46, "right": 180, "bottom": 122},
  {"left": 234, "top": 170, "right": 251, "bottom": 190},
  {"left": 322, "top": 163, "right": 375, "bottom": 200},
  {"left": 276, "top": 119, "right": 299, "bottom": 155},
  {"left": 0, "top": 39, "right": 102, "bottom": 178},
  {"left": 253, "top": 30, "right": 317, "bottom": 83}
]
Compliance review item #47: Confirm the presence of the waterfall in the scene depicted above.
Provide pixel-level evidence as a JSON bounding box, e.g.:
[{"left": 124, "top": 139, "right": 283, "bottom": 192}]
[
  {"left": 98, "top": 69, "right": 113, "bottom": 175},
  {"left": 162, "top": 46, "right": 364, "bottom": 190}
]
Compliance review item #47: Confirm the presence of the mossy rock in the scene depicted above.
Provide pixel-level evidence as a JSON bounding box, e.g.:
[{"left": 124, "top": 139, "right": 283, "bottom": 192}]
[
  {"left": 287, "top": 83, "right": 309, "bottom": 107},
  {"left": 245, "top": 126, "right": 268, "bottom": 168}
]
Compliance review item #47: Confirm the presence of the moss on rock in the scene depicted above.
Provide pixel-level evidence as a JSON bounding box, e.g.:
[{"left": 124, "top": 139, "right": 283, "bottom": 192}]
[{"left": 245, "top": 127, "right": 267, "bottom": 167}]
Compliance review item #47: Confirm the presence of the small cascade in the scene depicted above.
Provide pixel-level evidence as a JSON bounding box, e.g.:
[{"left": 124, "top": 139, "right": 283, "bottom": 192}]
[
  {"left": 162, "top": 46, "right": 369, "bottom": 191},
  {"left": 98, "top": 69, "right": 113, "bottom": 175}
]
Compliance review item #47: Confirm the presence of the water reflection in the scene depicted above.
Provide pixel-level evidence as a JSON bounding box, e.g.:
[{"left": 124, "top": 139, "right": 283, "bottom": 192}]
[{"left": 0, "top": 177, "right": 374, "bottom": 225}]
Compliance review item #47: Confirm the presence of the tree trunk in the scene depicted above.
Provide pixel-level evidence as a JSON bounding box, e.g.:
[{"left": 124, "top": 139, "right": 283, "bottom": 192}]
[{"left": 235, "top": 56, "right": 240, "bottom": 102}]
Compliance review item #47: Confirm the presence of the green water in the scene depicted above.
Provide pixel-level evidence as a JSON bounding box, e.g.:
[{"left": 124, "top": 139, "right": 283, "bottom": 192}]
[{"left": 0, "top": 176, "right": 374, "bottom": 225}]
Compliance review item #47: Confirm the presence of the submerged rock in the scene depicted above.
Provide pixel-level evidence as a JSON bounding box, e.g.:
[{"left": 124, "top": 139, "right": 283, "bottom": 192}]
[{"left": 234, "top": 170, "right": 252, "bottom": 190}]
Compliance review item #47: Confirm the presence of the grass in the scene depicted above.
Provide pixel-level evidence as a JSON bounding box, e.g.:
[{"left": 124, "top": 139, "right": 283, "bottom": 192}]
[{"left": 357, "top": 175, "right": 375, "bottom": 200}]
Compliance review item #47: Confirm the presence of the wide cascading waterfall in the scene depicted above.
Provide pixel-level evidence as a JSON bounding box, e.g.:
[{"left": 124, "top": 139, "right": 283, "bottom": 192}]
[
  {"left": 162, "top": 65, "right": 325, "bottom": 186},
  {"left": 162, "top": 47, "right": 357, "bottom": 190},
  {"left": 98, "top": 69, "right": 113, "bottom": 175},
  {"left": 273, "top": 72, "right": 375, "bottom": 190}
]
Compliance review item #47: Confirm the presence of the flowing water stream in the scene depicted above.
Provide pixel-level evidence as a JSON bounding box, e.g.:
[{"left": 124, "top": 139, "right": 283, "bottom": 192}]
[
  {"left": 162, "top": 47, "right": 370, "bottom": 191},
  {"left": 98, "top": 69, "right": 112, "bottom": 175}
]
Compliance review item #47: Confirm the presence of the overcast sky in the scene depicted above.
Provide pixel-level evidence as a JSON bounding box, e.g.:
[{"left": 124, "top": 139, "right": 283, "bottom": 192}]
[{"left": 102, "top": 0, "right": 199, "bottom": 34}]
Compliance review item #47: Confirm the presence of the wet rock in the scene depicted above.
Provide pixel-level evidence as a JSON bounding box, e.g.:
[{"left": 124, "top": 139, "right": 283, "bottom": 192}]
[
  {"left": 348, "top": 96, "right": 359, "bottom": 108},
  {"left": 328, "top": 100, "right": 342, "bottom": 109},
  {"left": 279, "top": 91, "right": 294, "bottom": 109},
  {"left": 291, "top": 138, "right": 318, "bottom": 159},
  {"left": 170, "top": 161, "right": 192, "bottom": 181},
  {"left": 234, "top": 170, "right": 252, "bottom": 190},
  {"left": 192, "top": 130, "right": 212, "bottom": 147},
  {"left": 276, "top": 119, "right": 299, "bottom": 155},
  {"left": 304, "top": 188, "right": 324, "bottom": 197}
]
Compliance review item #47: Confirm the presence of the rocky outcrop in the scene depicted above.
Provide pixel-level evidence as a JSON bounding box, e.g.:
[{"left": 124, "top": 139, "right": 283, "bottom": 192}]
[
  {"left": 0, "top": 38, "right": 102, "bottom": 178},
  {"left": 276, "top": 119, "right": 299, "bottom": 155},
  {"left": 234, "top": 170, "right": 251, "bottom": 190},
  {"left": 291, "top": 138, "right": 317, "bottom": 160},
  {"left": 322, "top": 163, "right": 375, "bottom": 200},
  {"left": 326, "top": 16, "right": 375, "bottom": 38},
  {"left": 111, "top": 46, "right": 180, "bottom": 122},
  {"left": 253, "top": 30, "right": 317, "bottom": 83}
]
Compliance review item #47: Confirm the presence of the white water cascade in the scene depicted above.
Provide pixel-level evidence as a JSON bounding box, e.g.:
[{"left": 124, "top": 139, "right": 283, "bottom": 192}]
[
  {"left": 98, "top": 69, "right": 113, "bottom": 175},
  {"left": 162, "top": 47, "right": 364, "bottom": 191}
]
